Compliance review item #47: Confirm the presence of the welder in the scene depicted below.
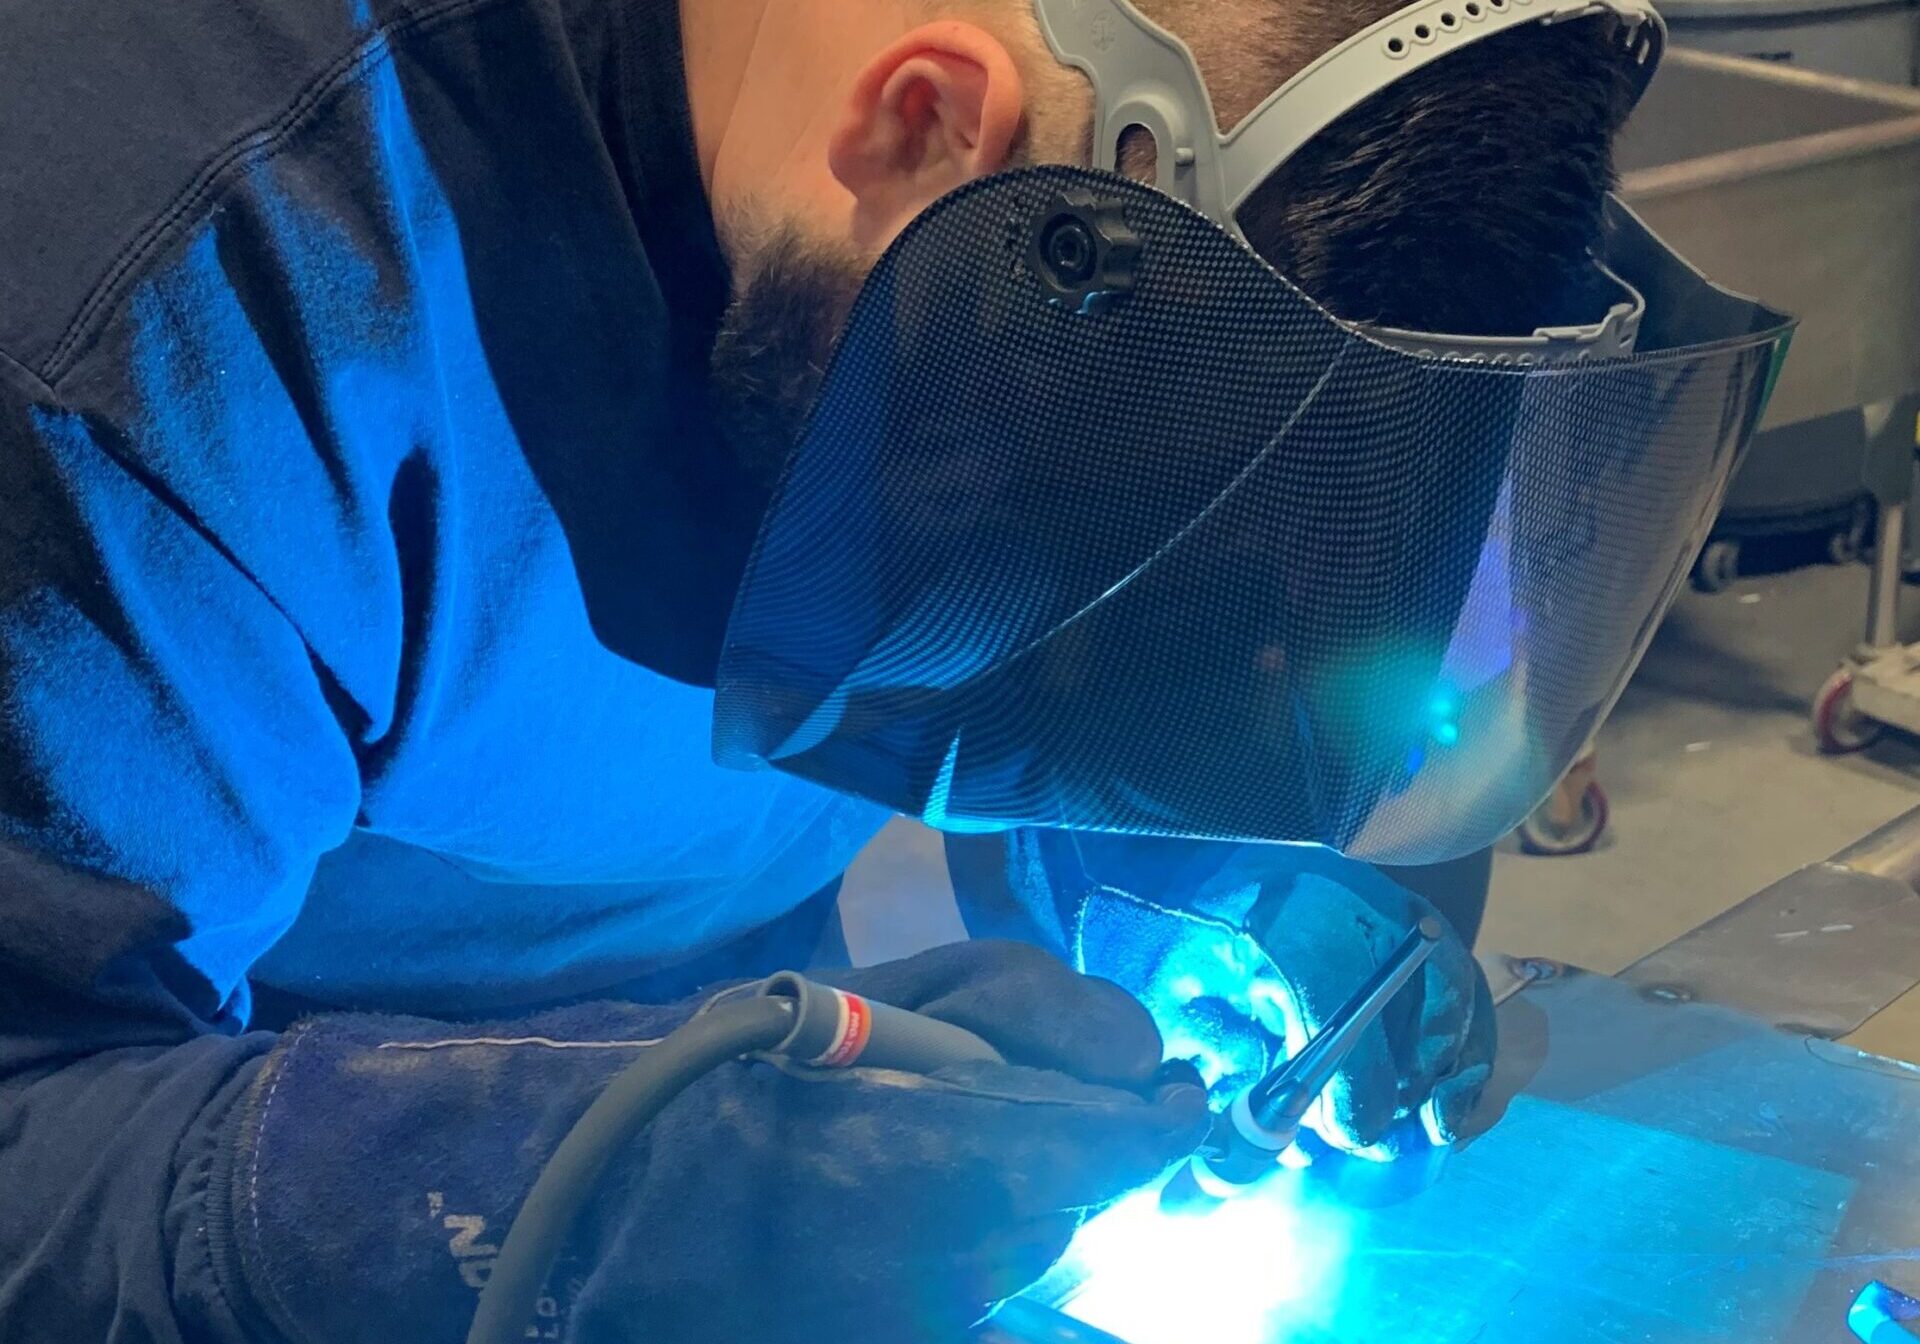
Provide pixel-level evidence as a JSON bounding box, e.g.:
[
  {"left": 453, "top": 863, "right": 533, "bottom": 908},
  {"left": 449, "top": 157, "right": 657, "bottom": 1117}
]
[{"left": 0, "top": 0, "right": 1789, "bottom": 1340}]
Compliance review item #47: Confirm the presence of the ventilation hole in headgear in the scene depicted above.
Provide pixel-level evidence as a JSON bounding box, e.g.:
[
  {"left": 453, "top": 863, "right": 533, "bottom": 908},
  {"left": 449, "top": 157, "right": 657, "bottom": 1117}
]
[{"left": 1117, "top": 124, "right": 1159, "bottom": 184}]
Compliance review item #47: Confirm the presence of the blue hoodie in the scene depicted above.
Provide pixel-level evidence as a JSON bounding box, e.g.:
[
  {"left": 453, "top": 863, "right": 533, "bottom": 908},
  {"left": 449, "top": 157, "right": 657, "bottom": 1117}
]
[{"left": 0, "top": 1, "right": 893, "bottom": 1335}]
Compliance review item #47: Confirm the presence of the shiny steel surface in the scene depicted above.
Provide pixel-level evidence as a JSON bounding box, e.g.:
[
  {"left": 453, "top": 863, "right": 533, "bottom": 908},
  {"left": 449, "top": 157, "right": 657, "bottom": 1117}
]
[
  {"left": 1026, "top": 969, "right": 1920, "bottom": 1344},
  {"left": 1868, "top": 502, "right": 1909, "bottom": 650},
  {"left": 1833, "top": 801, "right": 1920, "bottom": 886},
  {"left": 1619, "top": 803, "right": 1920, "bottom": 1036}
]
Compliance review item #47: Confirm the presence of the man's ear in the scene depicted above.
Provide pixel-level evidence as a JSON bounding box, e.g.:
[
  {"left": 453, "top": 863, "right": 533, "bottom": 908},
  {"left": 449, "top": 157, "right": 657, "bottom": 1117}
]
[{"left": 829, "top": 21, "right": 1026, "bottom": 249}]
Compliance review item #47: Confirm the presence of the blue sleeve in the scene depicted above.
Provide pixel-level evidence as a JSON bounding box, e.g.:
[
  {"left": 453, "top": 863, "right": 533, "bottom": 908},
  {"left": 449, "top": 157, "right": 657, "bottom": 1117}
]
[{"left": 0, "top": 373, "right": 363, "bottom": 1342}]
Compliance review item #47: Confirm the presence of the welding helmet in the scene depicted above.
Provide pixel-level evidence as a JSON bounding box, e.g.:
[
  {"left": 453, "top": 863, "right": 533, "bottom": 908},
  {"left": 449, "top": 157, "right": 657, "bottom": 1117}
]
[{"left": 711, "top": 0, "right": 1794, "bottom": 864}]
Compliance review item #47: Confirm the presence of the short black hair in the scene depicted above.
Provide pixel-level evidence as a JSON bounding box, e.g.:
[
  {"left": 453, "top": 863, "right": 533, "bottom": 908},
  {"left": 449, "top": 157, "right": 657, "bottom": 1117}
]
[
  {"left": 1247, "top": 18, "right": 1639, "bottom": 334},
  {"left": 1124, "top": 8, "right": 1640, "bottom": 335}
]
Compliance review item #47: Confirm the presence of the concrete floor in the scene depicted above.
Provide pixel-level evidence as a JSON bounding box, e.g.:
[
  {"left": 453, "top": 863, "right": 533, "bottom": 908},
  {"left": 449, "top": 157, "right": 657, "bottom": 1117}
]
[
  {"left": 1484, "top": 559, "right": 1920, "bottom": 973},
  {"left": 1487, "top": 558, "right": 1920, "bottom": 1062},
  {"left": 841, "top": 556, "right": 1920, "bottom": 1051}
]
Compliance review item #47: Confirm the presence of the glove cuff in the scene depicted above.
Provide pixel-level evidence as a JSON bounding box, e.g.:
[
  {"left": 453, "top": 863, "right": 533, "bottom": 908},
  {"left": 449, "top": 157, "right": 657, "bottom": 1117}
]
[
  {"left": 212, "top": 998, "right": 704, "bottom": 1344},
  {"left": 207, "top": 1032, "right": 316, "bottom": 1344}
]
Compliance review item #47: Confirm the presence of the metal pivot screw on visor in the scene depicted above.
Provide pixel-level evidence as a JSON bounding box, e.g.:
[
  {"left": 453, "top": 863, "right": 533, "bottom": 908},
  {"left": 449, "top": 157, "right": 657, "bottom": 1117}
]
[{"left": 1029, "top": 191, "right": 1142, "bottom": 315}]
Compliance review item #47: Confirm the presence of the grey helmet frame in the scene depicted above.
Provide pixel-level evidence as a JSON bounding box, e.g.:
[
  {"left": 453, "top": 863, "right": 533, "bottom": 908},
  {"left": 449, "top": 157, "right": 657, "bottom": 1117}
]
[{"left": 1032, "top": 0, "right": 1669, "bottom": 362}]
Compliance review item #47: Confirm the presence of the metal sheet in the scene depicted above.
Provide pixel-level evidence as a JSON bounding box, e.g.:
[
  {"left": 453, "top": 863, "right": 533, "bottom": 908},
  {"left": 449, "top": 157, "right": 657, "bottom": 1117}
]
[
  {"left": 1030, "top": 970, "right": 1920, "bottom": 1344},
  {"left": 1622, "top": 864, "right": 1920, "bottom": 1036}
]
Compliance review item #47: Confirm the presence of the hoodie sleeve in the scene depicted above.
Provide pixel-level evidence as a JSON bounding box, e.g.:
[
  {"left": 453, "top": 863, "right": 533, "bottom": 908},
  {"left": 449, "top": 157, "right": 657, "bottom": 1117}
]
[{"left": 0, "top": 365, "right": 364, "bottom": 1342}]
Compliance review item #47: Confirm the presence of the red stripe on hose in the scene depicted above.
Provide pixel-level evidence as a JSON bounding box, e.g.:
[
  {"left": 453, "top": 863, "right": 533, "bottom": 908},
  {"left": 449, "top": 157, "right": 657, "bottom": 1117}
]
[{"left": 819, "top": 992, "right": 873, "bottom": 1067}]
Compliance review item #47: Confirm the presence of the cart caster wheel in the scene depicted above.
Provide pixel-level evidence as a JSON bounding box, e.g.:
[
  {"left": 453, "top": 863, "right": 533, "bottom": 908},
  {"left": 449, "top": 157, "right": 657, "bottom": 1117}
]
[
  {"left": 1829, "top": 499, "right": 1874, "bottom": 566},
  {"left": 1693, "top": 540, "right": 1741, "bottom": 594},
  {"left": 1814, "top": 667, "right": 1882, "bottom": 754},
  {"left": 1518, "top": 781, "right": 1610, "bottom": 857}
]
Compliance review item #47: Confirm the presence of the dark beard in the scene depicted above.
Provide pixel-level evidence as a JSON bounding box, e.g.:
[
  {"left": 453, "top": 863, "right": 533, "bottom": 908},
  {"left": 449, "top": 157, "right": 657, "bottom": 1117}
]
[{"left": 707, "top": 223, "right": 868, "bottom": 488}]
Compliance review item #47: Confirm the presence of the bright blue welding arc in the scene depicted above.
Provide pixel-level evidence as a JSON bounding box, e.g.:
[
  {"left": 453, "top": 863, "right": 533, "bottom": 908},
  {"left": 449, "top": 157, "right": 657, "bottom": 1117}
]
[{"left": 1057, "top": 1173, "right": 1357, "bottom": 1344}]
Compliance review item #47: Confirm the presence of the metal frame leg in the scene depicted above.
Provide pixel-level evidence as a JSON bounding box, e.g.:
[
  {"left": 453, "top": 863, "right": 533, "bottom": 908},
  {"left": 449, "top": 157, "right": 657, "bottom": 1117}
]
[{"left": 1867, "top": 500, "right": 1908, "bottom": 652}]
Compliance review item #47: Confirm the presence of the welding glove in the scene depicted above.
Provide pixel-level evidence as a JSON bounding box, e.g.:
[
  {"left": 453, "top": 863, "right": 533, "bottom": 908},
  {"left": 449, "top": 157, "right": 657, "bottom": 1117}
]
[
  {"left": 1228, "top": 847, "right": 1497, "bottom": 1158},
  {"left": 956, "top": 831, "right": 1496, "bottom": 1161},
  {"left": 211, "top": 940, "right": 1207, "bottom": 1344}
]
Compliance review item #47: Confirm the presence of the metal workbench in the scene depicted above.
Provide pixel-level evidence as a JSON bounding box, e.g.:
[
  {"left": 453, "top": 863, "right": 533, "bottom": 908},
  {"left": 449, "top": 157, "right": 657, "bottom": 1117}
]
[{"left": 998, "top": 810, "right": 1920, "bottom": 1344}]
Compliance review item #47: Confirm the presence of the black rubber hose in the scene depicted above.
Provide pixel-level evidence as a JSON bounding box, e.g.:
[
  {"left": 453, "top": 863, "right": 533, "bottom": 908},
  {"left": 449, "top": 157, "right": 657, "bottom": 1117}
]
[{"left": 464, "top": 995, "right": 797, "bottom": 1344}]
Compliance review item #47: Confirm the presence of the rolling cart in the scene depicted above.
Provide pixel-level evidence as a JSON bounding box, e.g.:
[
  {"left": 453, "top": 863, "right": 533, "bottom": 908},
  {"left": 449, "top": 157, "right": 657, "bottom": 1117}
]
[
  {"left": 1690, "top": 409, "right": 1880, "bottom": 595},
  {"left": 1814, "top": 398, "right": 1920, "bottom": 752},
  {"left": 1509, "top": 53, "right": 1920, "bottom": 851},
  {"left": 1612, "top": 55, "right": 1920, "bottom": 754},
  {"left": 1612, "top": 55, "right": 1920, "bottom": 596}
]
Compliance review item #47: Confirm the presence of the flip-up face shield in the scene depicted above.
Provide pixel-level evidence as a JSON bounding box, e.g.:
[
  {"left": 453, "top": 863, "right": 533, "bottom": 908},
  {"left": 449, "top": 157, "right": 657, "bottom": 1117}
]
[{"left": 711, "top": 0, "right": 1794, "bottom": 863}]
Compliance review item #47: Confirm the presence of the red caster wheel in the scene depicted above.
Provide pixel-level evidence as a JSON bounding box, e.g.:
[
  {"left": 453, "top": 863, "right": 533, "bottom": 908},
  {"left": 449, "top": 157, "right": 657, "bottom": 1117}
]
[
  {"left": 1518, "top": 752, "right": 1609, "bottom": 856},
  {"left": 1814, "top": 666, "right": 1882, "bottom": 754},
  {"left": 1518, "top": 780, "right": 1610, "bottom": 856}
]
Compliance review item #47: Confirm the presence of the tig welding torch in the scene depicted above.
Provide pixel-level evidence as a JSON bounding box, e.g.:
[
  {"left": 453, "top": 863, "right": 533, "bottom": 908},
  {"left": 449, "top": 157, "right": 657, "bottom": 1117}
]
[{"left": 1160, "top": 917, "right": 1445, "bottom": 1210}]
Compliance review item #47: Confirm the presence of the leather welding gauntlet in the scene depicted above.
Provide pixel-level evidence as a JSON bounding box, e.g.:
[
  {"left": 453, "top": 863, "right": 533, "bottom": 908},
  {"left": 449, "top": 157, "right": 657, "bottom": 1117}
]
[
  {"left": 1072, "top": 843, "right": 1497, "bottom": 1158},
  {"left": 953, "top": 830, "right": 1497, "bottom": 1160},
  {"left": 205, "top": 940, "right": 1208, "bottom": 1344}
]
